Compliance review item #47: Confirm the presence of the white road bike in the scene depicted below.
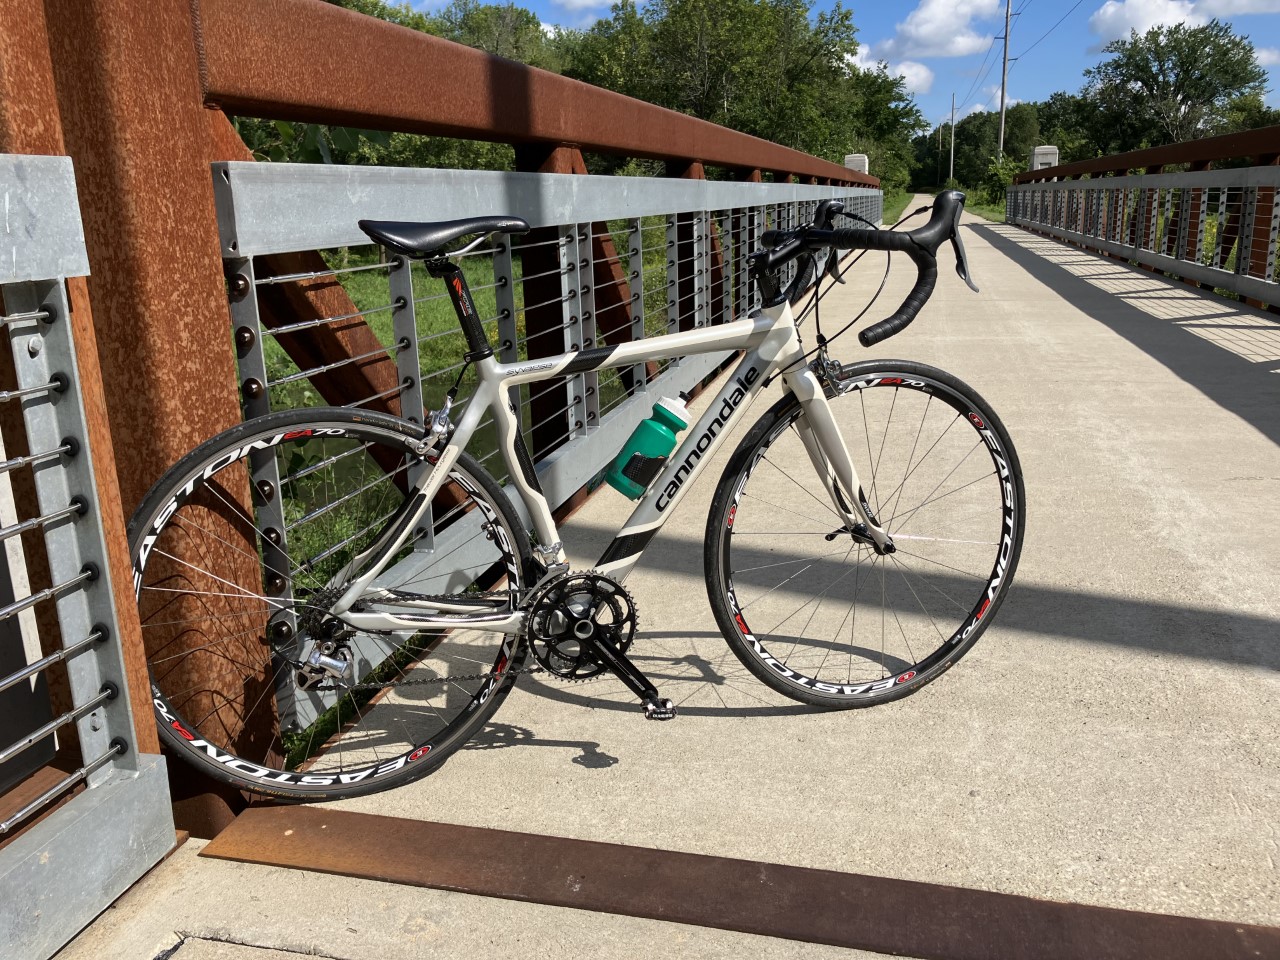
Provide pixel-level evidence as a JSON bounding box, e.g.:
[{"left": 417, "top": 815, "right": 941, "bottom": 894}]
[{"left": 129, "top": 190, "right": 1025, "bottom": 800}]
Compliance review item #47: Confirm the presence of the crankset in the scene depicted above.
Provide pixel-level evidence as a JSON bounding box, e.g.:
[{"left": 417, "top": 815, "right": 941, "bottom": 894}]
[{"left": 525, "top": 571, "right": 675, "bottom": 720}]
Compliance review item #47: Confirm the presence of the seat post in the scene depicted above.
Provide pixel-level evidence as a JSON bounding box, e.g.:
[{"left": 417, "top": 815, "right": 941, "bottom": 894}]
[{"left": 425, "top": 256, "right": 494, "bottom": 360}]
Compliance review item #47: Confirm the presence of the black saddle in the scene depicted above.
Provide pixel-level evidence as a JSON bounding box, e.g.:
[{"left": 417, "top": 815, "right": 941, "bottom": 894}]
[{"left": 358, "top": 216, "right": 529, "bottom": 258}]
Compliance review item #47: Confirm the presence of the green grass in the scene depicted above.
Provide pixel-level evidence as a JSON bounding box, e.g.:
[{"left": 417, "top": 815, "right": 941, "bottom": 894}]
[
  {"left": 882, "top": 190, "right": 913, "bottom": 226},
  {"left": 965, "top": 201, "right": 1007, "bottom": 224}
]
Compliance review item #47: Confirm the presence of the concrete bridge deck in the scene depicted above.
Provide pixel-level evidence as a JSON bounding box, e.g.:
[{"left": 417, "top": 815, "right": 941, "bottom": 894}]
[{"left": 59, "top": 197, "right": 1280, "bottom": 959}]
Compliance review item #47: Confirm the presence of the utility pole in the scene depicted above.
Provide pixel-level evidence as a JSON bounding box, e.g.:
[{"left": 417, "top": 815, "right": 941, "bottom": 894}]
[
  {"left": 998, "top": 0, "right": 1012, "bottom": 157},
  {"left": 949, "top": 93, "right": 955, "bottom": 183},
  {"left": 937, "top": 122, "right": 942, "bottom": 186}
]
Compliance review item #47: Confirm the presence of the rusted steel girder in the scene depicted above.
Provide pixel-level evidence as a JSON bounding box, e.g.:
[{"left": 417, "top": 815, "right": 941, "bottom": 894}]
[
  {"left": 0, "top": 0, "right": 158, "bottom": 758},
  {"left": 206, "top": 114, "right": 407, "bottom": 418},
  {"left": 38, "top": 0, "right": 283, "bottom": 838},
  {"left": 191, "top": 0, "right": 875, "bottom": 187}
]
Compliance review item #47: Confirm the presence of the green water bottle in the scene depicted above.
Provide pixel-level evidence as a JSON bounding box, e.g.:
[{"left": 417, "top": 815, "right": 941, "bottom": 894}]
[{"left": 605, "top": 396, "right": 691, "bottom": 499}]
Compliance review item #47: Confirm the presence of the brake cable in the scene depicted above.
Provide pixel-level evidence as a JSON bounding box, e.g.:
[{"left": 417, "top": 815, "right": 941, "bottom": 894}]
[{"left": 764, "top": 203, "right": 933, "bottom": 387}]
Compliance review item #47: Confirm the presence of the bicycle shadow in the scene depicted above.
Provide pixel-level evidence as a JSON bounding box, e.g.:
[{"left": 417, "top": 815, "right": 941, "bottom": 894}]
[{"left": 464, "top": 721, "right": 620, "bottom": 769}]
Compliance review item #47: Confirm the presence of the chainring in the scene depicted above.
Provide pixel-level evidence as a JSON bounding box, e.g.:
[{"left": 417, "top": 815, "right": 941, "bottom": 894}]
[{"left": 524, "top": 571, "right": 637, "bottom": 681}]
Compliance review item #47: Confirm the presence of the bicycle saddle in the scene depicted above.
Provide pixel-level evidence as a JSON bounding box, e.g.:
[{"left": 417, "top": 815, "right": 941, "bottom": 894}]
[{"left": 358, "top": 216, "right": 529, "bottom": 258}]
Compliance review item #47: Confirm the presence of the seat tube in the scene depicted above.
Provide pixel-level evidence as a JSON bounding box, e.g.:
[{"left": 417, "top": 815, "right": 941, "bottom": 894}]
[{"left": 428, "top": 258, "right": 495, "bottom": 360}]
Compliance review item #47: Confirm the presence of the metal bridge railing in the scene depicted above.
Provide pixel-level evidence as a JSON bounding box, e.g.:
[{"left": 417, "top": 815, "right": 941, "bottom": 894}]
[
  {"left": 1007, "top": 166, "right": 1280, "bottom": 305},
  {"left": 213, "top": 162, "right": 880, "bottom": 501},
  {"left": 0, "top": 155, "right": 174, "bottom": 960}
]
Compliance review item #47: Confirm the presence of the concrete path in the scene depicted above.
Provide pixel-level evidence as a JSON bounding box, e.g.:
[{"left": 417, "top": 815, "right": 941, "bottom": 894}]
[{"left": 58, "top": 197, "right": 1280, "bottom": 958}]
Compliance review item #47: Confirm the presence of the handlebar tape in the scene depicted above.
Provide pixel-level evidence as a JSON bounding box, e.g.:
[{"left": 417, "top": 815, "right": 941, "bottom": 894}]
[
  {"left": 816, "top": 189, "right": 965, "bottom": 345},
  {"left": 819, "top": 228, "right": 936, "bottom": 346}
]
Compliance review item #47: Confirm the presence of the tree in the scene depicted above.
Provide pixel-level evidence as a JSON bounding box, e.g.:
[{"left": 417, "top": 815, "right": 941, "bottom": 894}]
[
  {"left": 435, "top": 0, "right": 562, "bottom": 70},
  {"left": 1084, "top": 20, "right": 1267, "bottom": 146}
]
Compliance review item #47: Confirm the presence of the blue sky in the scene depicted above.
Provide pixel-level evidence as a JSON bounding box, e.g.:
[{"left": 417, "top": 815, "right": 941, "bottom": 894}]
[{"left": 414, "top": 0, "right": 1280, "bottom": 126}]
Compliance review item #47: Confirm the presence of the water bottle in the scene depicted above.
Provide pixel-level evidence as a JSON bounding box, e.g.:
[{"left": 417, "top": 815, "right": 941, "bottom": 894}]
[{"left": 605, "top": 396, "right": 691, "bottom": 499}]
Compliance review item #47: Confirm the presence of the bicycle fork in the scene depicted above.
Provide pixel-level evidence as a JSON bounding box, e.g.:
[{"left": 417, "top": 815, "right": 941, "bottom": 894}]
[{"left": 784, "top": 364, "right": 895, "bottom": 555}]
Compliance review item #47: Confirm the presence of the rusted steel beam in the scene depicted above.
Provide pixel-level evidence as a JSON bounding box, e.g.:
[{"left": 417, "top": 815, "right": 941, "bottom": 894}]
[
  {"left": 207, "top": 114, "right": 407, "bottom": 418},
  {"left": 1246, "top": 154, "right": 1280, "bottom": 289},
  {"left": 515, "top": 145, "right": 583, "bottom": 459},
  {"left": 39, "top": 0, "right": 284, "bottom": 836},
  {"left": 666, "top": 161, "right": 704, "bottom": 333},
  {"left": 0, "top": 0, "right": 159, "bottom": 758},
  {"left": 192, "top": 0, "right": 874, "bottom": 187},
  {"left": 1014, "top": 125, "right": 1280, "bottom": 183}
]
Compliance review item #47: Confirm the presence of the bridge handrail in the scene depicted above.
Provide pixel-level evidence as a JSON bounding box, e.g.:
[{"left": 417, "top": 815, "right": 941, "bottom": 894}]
[
  {"left": 194, "top": 0, "right": 876, "bottom": 188},
  {"left": 1007, "top": 154, "right": 1279, "bottom": 307},
  {"left": 1013, "top": 124, "right": 1280, "bottom": 183}
]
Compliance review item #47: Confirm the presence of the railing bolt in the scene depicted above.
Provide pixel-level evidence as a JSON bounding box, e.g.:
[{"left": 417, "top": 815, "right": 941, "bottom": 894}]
[
  {"left": 235, "top": 326, "right": 256, "bottom": 349},
  {"left": 266, "top": 574, "right": 285, "bottom": 594},
  {"left": 227, "top": 274, "right": 251, "bottom": 301},
  {"left": 257, "top": 480, "right": 276, "bottom": 503},
  {"left": 263, "top": 526, "right": 281, "bottom": 544},
  {"left": 242, "top": 378, "right": 263, "bottom": 400}
]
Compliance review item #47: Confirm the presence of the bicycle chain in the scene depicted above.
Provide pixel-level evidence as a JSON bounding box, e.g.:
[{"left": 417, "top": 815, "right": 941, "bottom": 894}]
[{"left": 312, "top": 589, "right": 557, "bottom": 692}]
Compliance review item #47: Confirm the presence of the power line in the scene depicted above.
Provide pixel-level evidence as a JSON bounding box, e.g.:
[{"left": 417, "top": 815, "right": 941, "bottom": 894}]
[
  {"left": 958, "top": 36, "right": 999, "bottom": 112},
  {"left": 958, "top": 46, "right": 1003, "bottom": 115},
  {"left": 1014, "top": 0, "right": 1085, "bottom": 60}
]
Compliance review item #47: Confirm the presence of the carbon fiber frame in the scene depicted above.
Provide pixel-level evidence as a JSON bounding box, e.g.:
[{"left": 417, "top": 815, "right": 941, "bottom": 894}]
[{"left": 333, "top": 299, "right": 887, "bottom": 635}]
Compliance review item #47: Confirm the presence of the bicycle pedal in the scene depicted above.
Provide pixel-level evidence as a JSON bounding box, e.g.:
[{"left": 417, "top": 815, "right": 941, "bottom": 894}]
[{"left": 642, "top": 697, "right": 677, "bottom": 721}]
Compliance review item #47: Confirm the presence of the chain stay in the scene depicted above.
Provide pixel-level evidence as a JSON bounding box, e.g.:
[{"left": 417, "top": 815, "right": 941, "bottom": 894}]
[{"left": 314, "top": 588, "right": 537, "bottom": 692}]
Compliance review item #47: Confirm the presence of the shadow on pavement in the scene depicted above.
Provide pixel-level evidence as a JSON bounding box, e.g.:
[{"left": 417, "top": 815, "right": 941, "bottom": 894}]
[{"left": 969, "top": 222, "right": 1280, "bottom": 447}]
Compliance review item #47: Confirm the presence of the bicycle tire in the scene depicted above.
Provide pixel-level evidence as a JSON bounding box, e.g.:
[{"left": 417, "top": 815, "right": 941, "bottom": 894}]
[
  {"left": 128, "top": 407, "right": 532, "bottom": 800},
  {"left": 704, "top": 360, "right": 1024, "bottom": 707}
]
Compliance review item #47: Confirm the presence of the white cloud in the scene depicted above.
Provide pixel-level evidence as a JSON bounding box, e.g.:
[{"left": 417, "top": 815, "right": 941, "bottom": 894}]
[
  {"left": 552, "top": 0, "right": 609, "bottom": 10},
  {"left": 1258, "top": 45, "right": 1280, "bottom": 63},
  {"left": 896, "top": 60, "right": 936, "bottom": 94},
  {"left": 849, "top": 49, "right": 936, "bottom": 94},
  {"left": 1089, "top": 0, "right": 1202, "bottom": 41},
  {"left": 876, "top": 0, "right": 1002, "bottom": 59},
  {"left": 1196, "top": 0, "right": 1280, "bottom": 13},
  {"left": 1089, "top": 0, "right": 1280, "bottom": 43}
]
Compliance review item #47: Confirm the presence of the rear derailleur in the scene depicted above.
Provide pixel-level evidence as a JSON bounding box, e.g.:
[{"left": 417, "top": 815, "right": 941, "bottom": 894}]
[
  {"left": 524, "top": 571, "right": 676, "bottom": 720},
  {"left": 269, "top": 608, "right": 354, "bottom": 692}
]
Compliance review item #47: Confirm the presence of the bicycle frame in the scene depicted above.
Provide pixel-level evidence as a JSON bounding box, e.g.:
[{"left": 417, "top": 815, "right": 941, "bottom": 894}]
[{"left": 333, "top": 297, "right": 890, "bottom": 636}]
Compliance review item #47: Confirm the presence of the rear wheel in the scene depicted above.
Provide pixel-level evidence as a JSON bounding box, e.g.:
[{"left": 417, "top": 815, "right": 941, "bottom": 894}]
[
  {"left": 705, "top": 360, "right": 1024, "bottom": 707},
  {"left": 129, "top": 408, "right": 531, "bottom": 800}
]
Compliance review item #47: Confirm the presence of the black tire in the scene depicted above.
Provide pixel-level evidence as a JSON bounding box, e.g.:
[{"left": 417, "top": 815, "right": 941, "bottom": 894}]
[
  {"left": 128, "top": 408, "right": 532, "bottom": 800},
  {"left": 705, "top": 360, "right": 1024, "bottom": 707}
]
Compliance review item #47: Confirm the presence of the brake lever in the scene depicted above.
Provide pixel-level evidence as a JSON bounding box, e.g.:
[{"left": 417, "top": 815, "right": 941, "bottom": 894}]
[
  {"left": 826, "top": 247, "right": 847, "bottom": 284},
  {"left": 950, "top": 231, "right": 979, "bottom": 293},
  {"left": 948, "top": 205, "right": 980, "bottom": 293}
]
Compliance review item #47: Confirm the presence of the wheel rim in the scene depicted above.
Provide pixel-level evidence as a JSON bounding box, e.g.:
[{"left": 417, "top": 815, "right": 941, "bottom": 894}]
[
  {"left": 720, "top": 371, "right": 1019, "bottom": 700},
  {"left": 133, "top": 419, "right": 522, "bottom": 791}
]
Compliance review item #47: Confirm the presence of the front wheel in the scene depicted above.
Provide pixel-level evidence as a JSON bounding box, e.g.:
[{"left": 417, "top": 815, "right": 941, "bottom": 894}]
[{"left": 705, "top": 361, "right": 1024, "bottom": 707}]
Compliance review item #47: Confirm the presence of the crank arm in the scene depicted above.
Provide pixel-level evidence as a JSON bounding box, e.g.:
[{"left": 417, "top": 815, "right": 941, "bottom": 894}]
[{"left": 577, "top": 632, "right": 676, "bottom": 720}]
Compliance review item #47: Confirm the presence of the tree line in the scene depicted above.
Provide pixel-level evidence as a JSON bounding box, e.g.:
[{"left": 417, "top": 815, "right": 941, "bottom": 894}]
[{"left": 914, "top": 19, "right": 1276, "bottom": 202}]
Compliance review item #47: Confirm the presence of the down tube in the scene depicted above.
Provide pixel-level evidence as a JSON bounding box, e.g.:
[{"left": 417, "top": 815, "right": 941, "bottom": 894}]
[{"left": 593, "top": 350, "right": 776, "bottom": 580}]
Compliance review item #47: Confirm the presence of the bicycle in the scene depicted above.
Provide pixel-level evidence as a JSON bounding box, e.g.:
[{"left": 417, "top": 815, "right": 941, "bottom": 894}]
[{"left": 129, "top": 190, "right": 1024, "bottom": 801}]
